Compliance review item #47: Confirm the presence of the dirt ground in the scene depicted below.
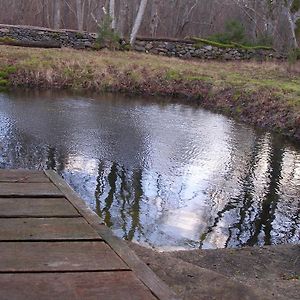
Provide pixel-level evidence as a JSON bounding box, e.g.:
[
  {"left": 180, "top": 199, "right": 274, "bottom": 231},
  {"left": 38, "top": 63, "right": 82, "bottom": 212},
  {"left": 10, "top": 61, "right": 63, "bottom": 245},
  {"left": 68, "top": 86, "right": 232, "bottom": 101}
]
[{"left": 128, "top": 243, "right": 300, "bottom": 300}]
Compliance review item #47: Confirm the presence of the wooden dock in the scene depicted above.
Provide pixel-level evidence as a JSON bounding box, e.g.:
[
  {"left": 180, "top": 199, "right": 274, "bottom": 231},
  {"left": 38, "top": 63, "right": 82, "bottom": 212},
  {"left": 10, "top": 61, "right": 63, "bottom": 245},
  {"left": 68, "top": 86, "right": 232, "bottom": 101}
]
[{"left": 0, "top": 169, "right": 178, "bottom": 300}]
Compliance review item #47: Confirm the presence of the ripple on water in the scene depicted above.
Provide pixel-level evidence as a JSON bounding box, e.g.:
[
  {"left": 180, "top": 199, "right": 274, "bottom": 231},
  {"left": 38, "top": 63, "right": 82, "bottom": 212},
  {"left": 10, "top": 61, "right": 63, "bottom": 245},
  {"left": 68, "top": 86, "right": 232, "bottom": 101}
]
[{"left": 0, "top": 90, "right": 299, "bottom": 250}]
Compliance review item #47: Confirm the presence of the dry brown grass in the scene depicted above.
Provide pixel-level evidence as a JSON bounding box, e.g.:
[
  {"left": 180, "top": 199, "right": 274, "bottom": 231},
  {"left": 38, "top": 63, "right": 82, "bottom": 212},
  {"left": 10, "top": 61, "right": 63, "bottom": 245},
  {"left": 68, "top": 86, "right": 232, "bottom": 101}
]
[{"left": 0, "top": 46, "right": 298, "bottom": 95}]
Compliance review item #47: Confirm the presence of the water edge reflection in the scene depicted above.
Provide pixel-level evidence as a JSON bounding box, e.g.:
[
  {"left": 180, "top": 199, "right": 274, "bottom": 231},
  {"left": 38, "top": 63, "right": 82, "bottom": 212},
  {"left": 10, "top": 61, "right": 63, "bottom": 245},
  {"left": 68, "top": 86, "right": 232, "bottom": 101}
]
[{"left": 0, "top": 91, "right": 299, "bottom": 250}]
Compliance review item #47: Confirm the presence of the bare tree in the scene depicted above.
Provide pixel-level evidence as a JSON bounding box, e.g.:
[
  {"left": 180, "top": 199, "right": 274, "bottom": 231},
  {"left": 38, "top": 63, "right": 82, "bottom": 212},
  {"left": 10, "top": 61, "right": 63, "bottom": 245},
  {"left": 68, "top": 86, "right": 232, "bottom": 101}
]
[
  {"left": 130, "top": 0, "right": 148, "bottom": 45},
  {"left": 0, "top": 0, "right": 299, "bottom": 49},
  {"left": 284, "top": 0, "right": 300, "bottom": 48},
  {"left": 53, "top": 0, "right": 62, "bottom": 29},
  {"left": 109, "top": 0, "right": 116, "bottom": 31},
  {"left": 175, "top": 0, "right": 200, "bottom": 37},
  {"left": 150, "top": 0, "right": 159, "bottom": 37},
  {"left": 75, "top": 0, "right": 85, "bottom": 31}
]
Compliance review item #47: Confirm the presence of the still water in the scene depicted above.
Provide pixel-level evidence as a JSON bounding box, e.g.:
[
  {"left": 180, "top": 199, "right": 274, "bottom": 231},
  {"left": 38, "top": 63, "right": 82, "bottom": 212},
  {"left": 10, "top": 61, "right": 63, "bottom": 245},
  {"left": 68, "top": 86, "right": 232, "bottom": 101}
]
[{"left": 0, "top": 91, "right": 299, "bottom": 250}]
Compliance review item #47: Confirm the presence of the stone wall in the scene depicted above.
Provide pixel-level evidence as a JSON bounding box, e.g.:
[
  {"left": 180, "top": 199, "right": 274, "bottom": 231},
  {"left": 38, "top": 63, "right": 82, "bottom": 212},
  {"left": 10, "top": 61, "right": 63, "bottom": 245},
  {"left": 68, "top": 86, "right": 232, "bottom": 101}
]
[
  {"left": 0, "top": 24, "right": 284, "bottom": 60},
  {"left": 0, "top": 24, "right": 96, "bottom": 49},
  {"left": 133, "top": 37, "right": 284, "bottom": 60}
]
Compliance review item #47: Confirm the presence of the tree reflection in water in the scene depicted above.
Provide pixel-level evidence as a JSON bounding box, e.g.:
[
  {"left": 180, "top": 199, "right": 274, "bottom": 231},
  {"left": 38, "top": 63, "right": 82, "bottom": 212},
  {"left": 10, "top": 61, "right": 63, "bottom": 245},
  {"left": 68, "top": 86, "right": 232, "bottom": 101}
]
[
  {"left": 0, "top": 91, "right": 299, "bottom": 250},
  {"left": 71, "top": 132, "right": 299, "bottom": 250}
]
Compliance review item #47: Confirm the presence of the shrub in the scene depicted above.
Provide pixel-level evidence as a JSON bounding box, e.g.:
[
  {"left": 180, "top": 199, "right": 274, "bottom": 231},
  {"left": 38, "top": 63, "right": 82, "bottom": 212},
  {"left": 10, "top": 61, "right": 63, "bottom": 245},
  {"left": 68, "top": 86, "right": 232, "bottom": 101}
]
[
  {"left": 205, "top": 19, "right": 274, "bottom": 48},
  {"left": 291, "top": 0, "right": 300, "bottom": 13},
  {"left": 288, "top": 48, "right": 300, "bottom": 64},
  {"left": 295, "top": 19, "right": 300, "bottom": 40},
  {"left": 75, "top": 32, "right": 84, "bottom": 39},
  {"left": 256, "top": 34, "right": 274, "bottom": 47},
  {"left": 52, "top": 32, "right": 60, "bottom": 39},
  {"left": 96, "top": 14, "right": 120, "bottom": 50},
  {"left": 208, "top": 20, "right": 246, "bottom": 44}
]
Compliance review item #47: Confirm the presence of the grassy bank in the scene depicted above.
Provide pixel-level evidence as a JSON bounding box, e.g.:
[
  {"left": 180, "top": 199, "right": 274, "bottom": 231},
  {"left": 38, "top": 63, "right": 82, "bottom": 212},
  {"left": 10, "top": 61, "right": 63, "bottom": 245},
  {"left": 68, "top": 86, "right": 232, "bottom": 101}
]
[{"left": 0, "top": 45, "right": 299, "bottom": 140}]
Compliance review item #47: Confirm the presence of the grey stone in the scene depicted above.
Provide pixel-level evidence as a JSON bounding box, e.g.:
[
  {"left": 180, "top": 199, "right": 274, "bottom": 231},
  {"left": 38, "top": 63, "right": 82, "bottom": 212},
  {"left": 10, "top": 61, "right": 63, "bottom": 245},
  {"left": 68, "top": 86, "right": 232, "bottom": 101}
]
[
  {"left": 84, "top": 41, "right": 92, "bottom": 47},
  {"left": 165, "top": 42, "right": 175, "bottom": 51},
  {"left": 204, "top": 45, "right": 213, "bottom": 51},
  {"left": 73, "top": 44, "right": 85, "bottom": 49},
  {"left": 134, "top": 45, "right": 146, "bottom": 52},
  {"left": 0, "top": 28, "right": 9, "bottom": 33},
  {"left": 224, "top": 53, "right": 234, "bottom": 60},
  {"left": 0, "top": 24, "right": 278, "bottom": 61},
  {"left": 145, "top": 43, "right": 153, "bottom": 50},
  {"left": 149, "top": 49, "right": 159, "bottom": 55},
  {"left": 134, "top": 41, "right": 146, "bottom": 47},
  {"left": 183, "top": 52, "right": 192, "bottom": 59},
  {"left": 156, "top": 47, "right": 167, "bottom": 53}
]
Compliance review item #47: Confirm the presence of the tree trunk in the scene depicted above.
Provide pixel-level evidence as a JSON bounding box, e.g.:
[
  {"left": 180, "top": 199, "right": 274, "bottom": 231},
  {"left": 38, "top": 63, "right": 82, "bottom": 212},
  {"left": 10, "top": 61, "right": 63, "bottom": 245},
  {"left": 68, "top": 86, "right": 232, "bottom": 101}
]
[
  {"left": 109, "top": 0, "right": 116, "bottom": 31},
  {"left": 250, "top": 0, "right": 258, "bottom": 42},
  {"left": 53, "top": 0, "right": 61, "bottom": 29},
  {"left": 150, "top": 0, "right": 159, "bottom": 37},
  {"left": 130, "top": 0, "right": 148, "bottom": 45},
  {"left": 285, "top": 5, "right": 299, "bottom": 48},
  {"left": 76, "top": 0, "right": 85, "bottom": 31},
  {"left": 117, "top": 0, "right": 129, "bottom": 38}
]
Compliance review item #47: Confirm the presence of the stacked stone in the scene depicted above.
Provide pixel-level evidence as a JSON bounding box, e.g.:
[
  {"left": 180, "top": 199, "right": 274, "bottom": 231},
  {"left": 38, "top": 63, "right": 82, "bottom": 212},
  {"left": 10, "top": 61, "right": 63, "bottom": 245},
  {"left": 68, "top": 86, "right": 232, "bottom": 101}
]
[
  {"left": 0, "top": 24, "right": 286, "bottom": 60},
  {"left": 0, "top": 24, "right": 96, "bottom": 49},
  {"left": 134, "top": 40, "right": 284, "bottom": 61}
]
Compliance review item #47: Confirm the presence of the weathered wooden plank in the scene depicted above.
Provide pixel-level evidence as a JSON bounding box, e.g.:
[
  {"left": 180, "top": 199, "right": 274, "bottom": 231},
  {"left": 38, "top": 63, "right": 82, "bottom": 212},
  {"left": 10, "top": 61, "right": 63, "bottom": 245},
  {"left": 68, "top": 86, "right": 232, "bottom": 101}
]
[
  {"left": 0, "top": 242, "right": 128, "bottom": 272},
  {"left": 0, "top": 183, "right": 63, "bottom": 197},
  {"left": 45, "top": 170, "right": 179, "bottom": 300},
  {"left": 0, "top": 272, "right": 156, "bottom": 300},
  {"left": 0, "top": 170, "right": 49, "bottom": 183},
  {"left": 0, "top": 197, "right": 80, "bottom": 217},
  {"left": 0, "top": 218, "right": 101, "bottom": 241}
]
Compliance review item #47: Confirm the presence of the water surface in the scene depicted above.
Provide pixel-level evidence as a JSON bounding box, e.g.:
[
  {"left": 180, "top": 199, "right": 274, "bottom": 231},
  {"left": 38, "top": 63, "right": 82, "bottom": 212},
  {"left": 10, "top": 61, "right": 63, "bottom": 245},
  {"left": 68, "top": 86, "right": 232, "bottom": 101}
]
[{"left": 0, "top": 90, "right": 299, "bottom": 250}]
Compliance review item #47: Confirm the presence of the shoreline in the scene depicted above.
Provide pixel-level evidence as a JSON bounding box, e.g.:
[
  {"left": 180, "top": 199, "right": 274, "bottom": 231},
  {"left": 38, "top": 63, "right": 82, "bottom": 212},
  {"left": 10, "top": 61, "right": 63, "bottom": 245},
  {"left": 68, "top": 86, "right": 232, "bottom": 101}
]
[
  {"left": 0, "top": 45, "right": 299, "bottom": 298},
  {"left": 0, "top": 45, "right": 299, "bottom": 142},
  {"left": 128, "top": 242, "right": 300, "bottom": 299}
]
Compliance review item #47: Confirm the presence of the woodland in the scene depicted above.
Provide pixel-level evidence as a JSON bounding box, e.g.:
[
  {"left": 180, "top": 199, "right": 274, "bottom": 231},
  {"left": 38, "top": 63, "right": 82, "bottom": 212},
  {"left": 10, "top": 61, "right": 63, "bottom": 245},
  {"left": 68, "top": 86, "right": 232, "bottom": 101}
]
[{"left": 0, "top": 0, "right": 300, "bottom": 50}]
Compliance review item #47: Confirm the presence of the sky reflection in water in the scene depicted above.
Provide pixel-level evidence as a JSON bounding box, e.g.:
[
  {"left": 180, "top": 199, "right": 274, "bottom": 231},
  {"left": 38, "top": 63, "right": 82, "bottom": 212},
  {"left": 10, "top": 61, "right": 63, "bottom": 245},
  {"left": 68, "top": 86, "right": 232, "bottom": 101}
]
[{"left": 0, "top": 91, "right": 299, "bottom": 250}]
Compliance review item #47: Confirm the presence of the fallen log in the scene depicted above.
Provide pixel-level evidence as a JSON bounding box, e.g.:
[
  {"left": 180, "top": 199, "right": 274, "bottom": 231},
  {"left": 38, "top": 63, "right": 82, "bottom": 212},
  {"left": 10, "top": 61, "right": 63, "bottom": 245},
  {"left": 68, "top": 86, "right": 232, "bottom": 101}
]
[{"left": 0, "top": 39, "right": 61, "bottom": 48}]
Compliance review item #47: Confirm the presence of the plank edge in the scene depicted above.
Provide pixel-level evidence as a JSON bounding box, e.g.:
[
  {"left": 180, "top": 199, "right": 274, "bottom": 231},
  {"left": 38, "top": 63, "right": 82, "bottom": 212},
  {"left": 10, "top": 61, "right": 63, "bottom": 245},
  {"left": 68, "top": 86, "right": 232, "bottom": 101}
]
[{"left": 45, "top": 170, "right": 180, "bottom": 300}]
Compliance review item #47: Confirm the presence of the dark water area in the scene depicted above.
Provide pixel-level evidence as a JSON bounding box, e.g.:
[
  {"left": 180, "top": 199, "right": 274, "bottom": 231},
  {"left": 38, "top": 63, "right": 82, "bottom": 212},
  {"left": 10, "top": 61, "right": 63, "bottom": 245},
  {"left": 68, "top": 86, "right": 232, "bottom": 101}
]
[{"left": 0, "top": 90, "right": 299, "bottom": 251}]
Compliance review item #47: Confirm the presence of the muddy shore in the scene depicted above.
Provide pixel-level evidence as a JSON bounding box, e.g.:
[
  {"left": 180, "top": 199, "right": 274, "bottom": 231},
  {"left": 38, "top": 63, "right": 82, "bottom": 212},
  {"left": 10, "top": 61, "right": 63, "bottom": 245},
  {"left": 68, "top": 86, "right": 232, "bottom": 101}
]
[{"left": 128, "top": 242, "right": 300, "bottom": 300}]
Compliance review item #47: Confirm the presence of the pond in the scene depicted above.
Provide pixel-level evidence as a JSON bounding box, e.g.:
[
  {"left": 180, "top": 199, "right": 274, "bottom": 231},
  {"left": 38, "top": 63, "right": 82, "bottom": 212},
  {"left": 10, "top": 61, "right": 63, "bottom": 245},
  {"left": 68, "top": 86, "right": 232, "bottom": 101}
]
[{"left": 0, "top": 90, "right": 299, "bottom": 251}]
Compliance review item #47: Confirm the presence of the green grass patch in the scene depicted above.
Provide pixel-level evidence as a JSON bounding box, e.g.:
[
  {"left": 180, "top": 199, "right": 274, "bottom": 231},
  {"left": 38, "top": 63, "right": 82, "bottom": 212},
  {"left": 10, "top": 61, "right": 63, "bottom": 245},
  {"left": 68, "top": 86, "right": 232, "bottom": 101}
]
[
  {"left": 187, "top": 76, "right": 212, "bottom": 82},
  {"left": 0, "top": 65, "right": 17, "bottom": 89},
  {"left": 0, "top": 71, "right": 8, "bottom": 79},
  {"left": 52, "top": 32, "right": 60, "bottom": 39},
  {"left": 0, "top": 79, "right": 8, "bottom": 86},
  {"left": 251, "top": 79, "right": 300, "bottom": 93},
  {"left": 0, "top": 36, "right": 16, "bottom": 44},
  {"left": 193, "top": 38, "right": 233, "bottom": 49},
  {"left": 165, "top": 69, "right": 182, "bottom": 80},
  {"left": 75, "top": 32, "right": 84, "bottom": 39}
]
